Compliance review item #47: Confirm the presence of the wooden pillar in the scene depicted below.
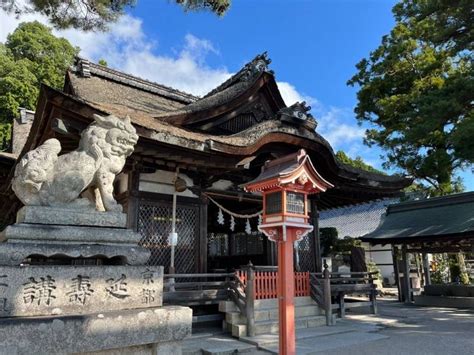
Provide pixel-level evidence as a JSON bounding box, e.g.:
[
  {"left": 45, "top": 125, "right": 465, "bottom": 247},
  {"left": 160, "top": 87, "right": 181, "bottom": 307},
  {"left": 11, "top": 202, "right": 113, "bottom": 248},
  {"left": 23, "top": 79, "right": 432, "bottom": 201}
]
[
  {"left": 392, "top": 245, "right": 402, "bottom": 302},
  {"left": 199, "top": 193, "right": 209, "bottom": 273},
  {"left": 323, "top": 264, "right": 332, "bottom": 326},
  {"left": 422, "top": 253, "right": 431, "bottom": 286},
  {"left": 127, "top": 164, "right": 141, "bottom": 231},
  {"left": 369, "top": 273, "right": 378, "bottom": 314},
  {"left": 338, "top": 292, "right": 345, "bottom": 318},
  {"left": 277, "top": 234, "right": 297, "bottom": 355},
  {"left": 402, "top": 245, "right": 411, "bottom": 303},
  {"left": 310, "top": 199, "right": 322, "bottom": 273},
  {"left": 246, "top": 266, "right": 256, "bottom": 337}
]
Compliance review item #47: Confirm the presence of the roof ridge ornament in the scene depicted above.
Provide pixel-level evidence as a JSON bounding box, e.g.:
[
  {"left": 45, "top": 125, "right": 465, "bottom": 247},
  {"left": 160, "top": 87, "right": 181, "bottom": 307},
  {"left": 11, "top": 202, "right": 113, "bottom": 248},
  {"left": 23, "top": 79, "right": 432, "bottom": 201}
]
[
  {"left": 202, "top": 52, "right": 274, "bottom": 98},
  {"left": 241, "top": 52, "right": 274, "bottom": 81},
  {"left": 277, "top": 101, "right": 317, "bottom": 130},
  {"left": 76, "top": 57, "right": 91, "bottom": 78}
]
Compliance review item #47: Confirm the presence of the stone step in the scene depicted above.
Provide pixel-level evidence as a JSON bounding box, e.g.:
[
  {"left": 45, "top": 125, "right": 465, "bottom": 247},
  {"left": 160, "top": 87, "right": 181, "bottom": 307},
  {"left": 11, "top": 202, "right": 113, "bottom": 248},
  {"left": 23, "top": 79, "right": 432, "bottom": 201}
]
[
  {"left": 266, "top": 304, "right": 320, "bottom": 320},
  {"left": 219, "top": 296, "right": 320, "bottom": 314},
  {"left": 230, "top": 315, "right": 326, "bottom": 337},
  {"left": 225, "top": 304, "right": 320, "bottom": 325},
  {"left": 254, "top": 296, "right": 315, "bottom": 310}
]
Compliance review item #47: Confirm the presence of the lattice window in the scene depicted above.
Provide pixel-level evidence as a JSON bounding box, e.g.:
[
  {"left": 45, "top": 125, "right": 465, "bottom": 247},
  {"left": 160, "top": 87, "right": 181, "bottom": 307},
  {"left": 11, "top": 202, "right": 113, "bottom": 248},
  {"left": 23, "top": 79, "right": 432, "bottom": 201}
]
[
  {"left": 217, "top": 113, "right": 258, "bottom": 133},
  {"left": 296, "top": 233, "right": 315, "bottom": 272},
  {"left": 137, "top": 201, "right": 198, "bottom": 273},
  {"left": 208, "top": 233, "right": 229, "bottom": 257},
  {"left": 230, "top": 232, "right": 264, "bottom": 256}
]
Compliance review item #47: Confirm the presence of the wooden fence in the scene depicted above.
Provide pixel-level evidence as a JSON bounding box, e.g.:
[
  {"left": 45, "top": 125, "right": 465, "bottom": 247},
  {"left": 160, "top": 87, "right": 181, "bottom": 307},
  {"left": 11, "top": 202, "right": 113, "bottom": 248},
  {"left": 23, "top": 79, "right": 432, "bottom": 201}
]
[{"left": 236, "top": 270, "right": 310, "bottom": 299}]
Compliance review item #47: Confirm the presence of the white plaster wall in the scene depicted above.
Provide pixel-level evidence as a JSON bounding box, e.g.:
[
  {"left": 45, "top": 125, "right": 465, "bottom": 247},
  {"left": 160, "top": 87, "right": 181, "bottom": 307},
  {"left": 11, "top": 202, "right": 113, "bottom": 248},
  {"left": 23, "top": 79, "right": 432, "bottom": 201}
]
[
  {"left": 363, "top": 242, "right": 395, "bottom": 284},
  {"left": 139, "top": 170, "right": 198, "bottom": 198}
]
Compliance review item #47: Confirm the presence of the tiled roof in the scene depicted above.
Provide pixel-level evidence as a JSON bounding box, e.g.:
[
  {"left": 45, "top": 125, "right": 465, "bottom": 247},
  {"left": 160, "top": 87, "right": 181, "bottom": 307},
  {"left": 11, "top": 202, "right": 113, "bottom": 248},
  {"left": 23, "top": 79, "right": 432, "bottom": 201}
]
[
  {"left": 320, "top": 198, "right": 400, "bottom": 238},
  {"left": 361, "top": 192, "right": 474, "bottom": 243}
]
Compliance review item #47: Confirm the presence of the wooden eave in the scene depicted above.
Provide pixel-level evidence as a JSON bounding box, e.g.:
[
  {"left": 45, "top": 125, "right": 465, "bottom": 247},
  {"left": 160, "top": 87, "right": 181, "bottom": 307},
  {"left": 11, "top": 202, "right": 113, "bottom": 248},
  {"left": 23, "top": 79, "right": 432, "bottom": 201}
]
[{"left": 45, "top": 85, "right": 412, "bottom": 197}]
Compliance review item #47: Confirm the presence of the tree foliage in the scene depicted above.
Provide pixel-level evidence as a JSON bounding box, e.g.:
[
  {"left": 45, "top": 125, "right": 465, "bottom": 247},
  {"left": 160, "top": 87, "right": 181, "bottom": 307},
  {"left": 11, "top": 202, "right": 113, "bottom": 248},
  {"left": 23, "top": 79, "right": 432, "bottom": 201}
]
[
  {"left": 335, "top": 150, "right": 385, "bottom": 175},
  {"left": 1, "top": 0, "right": 231, "bottom": 31},
  {"left": 98, "top": 58, "right": 108, "bottom": 66},
  {"left": 348, "top": 0, "right": 473, "bottom": 196},
  {"left": 176, "top": 0, "right": 230, "bottom": 17},
  {"left": 0, "top": 21, "right": 78, "bottom": 150}
]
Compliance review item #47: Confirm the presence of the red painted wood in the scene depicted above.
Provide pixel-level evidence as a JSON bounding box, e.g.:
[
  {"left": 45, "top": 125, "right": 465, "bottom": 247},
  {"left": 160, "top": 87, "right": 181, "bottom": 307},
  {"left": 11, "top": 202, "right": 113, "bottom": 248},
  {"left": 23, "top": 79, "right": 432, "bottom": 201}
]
[
  {"left": 278, "top": 234, "right": 296, "bottom": 355},
  {"left": 237, "top": 269, "right": 310, "bottom": 300}
]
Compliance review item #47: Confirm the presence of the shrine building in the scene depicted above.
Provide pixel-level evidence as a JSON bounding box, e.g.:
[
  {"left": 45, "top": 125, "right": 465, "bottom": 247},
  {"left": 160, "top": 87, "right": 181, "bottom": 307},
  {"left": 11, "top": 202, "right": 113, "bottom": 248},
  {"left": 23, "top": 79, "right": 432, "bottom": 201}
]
[{"left": 0, "top": 53, "right": 411, "bottom": 279}]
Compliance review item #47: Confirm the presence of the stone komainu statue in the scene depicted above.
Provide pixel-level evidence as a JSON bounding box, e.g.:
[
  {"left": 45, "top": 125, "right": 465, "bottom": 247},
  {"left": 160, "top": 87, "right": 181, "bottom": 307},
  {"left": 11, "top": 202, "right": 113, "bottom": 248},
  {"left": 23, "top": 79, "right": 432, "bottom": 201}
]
[{"left": 12, "top": 114, "right": 138, "bottom": 212}]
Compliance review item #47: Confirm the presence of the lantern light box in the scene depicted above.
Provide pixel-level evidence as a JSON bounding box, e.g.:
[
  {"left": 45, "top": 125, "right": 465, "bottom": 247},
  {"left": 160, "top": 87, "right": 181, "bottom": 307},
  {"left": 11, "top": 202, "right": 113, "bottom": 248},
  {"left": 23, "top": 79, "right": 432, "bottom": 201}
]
[{"left": 246, "top": 149, "right": 333, "bottom": 242}]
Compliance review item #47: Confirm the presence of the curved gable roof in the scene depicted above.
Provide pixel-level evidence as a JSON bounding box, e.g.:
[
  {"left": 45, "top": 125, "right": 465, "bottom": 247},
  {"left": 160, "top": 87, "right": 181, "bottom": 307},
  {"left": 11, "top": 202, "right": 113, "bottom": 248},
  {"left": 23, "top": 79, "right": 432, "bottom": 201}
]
[{"left": 155, "top": 52, "right": 286, "bottom": 128}]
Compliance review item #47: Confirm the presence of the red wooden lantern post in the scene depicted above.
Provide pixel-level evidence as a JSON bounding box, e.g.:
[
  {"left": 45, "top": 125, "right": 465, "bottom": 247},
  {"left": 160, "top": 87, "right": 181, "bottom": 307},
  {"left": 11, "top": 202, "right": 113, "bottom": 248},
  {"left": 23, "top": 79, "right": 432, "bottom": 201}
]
[{"left": 245, "top": 149, "right": 333, "bottom": 355}]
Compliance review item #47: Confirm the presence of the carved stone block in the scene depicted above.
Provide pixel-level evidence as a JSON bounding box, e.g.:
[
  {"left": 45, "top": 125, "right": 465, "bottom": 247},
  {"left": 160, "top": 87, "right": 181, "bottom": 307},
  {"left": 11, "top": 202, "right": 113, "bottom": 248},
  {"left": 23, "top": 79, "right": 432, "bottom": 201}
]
[
  {"left": 0, "top": 265, "right": 163, "bottom": 317},
  {"left": 1, "top": 223, "right": 141, "bottom": 244},
  {"left": 0, "top": 305, "right": 192, "bottom": 355},
  {"left": 16, "top": 206, "right": 127, "bottom": 228},
  {"left": 0, "top": 242, "right": 150, "bottom": 266}
]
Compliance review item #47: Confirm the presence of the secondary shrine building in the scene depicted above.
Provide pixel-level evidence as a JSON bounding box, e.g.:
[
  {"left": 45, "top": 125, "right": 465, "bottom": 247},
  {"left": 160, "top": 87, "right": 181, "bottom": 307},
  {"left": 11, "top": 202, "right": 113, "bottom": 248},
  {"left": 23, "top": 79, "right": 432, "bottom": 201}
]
[{"left": 0, "top": 53, "right": 411, "bottom": 274}]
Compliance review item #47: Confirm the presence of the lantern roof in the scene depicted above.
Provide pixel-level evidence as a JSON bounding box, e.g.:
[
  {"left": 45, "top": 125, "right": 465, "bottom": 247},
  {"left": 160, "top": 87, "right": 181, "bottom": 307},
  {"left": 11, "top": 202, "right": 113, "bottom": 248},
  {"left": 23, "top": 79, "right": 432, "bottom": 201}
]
[{"left": 245, "top": 149, "right": 334, "bottom": 194}]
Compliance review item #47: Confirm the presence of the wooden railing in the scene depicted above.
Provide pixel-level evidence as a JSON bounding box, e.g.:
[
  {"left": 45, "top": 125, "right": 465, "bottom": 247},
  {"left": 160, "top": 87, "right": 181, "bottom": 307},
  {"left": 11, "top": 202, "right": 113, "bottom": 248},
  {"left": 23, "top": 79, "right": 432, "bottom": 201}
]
[
  {"left": 161, "top": 268, "right": 258, "bottom": 337},
  {"left": 163, "top": 273, "right": 235, "bottom": 305},
  {"left": 310, "top": 268, "right": 379, "bottom": 324},
  {"left": 236, "top": 268, "right": 310, "bottom": 299}
]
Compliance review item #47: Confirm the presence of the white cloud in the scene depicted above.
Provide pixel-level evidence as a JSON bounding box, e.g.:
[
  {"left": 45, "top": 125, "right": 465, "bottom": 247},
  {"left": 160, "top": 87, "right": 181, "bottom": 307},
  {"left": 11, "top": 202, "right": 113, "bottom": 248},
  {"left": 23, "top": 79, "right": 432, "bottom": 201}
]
[
  {"left": 315, "top": 106, "right": 365, "bottom": 148},
  {"left": 0, "top": 8, "right": 49, "bottom": 42},
  {"left": 1, "top": 10, "right": 328, "bottom": 101},
  {"left": 276, "top": 81, "right": 319, "bottom": 108},
  {"left": 117, "top": 33, "right": 231, "bottom": 96}
]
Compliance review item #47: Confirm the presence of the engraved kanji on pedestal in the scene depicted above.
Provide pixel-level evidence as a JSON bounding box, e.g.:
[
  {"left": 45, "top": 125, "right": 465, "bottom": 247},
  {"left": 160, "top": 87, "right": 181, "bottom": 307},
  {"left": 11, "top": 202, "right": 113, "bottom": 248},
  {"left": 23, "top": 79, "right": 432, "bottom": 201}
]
[
  {"left": 67, "top": 275, "right": 94, "bottom": 305},
  {"left": 0, "top": 275, "right": 8, "bottom": 312},
  {"left": 23, "top": 276, "right": 57, "bottom": 306},
  {"left": 106, "top": 274, "right": 130, "bottom": 299},
  {"left": 140, "top": 268, "right": 156, "bottom": 304}
]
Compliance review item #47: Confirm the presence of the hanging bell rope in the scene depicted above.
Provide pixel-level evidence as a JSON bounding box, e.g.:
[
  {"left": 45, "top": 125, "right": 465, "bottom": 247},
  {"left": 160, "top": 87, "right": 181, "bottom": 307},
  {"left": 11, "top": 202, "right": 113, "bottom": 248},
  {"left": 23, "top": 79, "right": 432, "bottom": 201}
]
[{"left": 206, "top": 195, "right": 262, "bottom": 219}]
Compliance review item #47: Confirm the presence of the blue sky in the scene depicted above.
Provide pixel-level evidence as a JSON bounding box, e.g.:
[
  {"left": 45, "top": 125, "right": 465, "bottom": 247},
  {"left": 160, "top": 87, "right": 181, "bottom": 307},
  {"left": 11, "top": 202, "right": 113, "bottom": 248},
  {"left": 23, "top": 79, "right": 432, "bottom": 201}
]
[{"left": 1, "top": 0, "right": 472, "bottom": 190}]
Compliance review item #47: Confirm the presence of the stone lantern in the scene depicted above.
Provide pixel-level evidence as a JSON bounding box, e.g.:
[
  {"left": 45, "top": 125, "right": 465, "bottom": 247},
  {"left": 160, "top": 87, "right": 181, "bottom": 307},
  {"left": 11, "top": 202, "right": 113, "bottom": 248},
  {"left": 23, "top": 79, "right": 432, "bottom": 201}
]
[{"left": 245, "top": 149, "right": 333, "bottom": 355}]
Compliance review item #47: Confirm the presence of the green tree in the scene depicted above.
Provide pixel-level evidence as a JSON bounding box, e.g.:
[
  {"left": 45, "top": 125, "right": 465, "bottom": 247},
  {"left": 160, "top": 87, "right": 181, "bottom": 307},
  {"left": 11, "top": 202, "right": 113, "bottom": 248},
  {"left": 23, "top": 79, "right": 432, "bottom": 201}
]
[
  {"left": 0, "top": 21, "right": 78, "bottom": 150},
  {"left": 98, "top": 59, "right": 108, "bottom": 67},
  {"left": 335, "top": 150, "right": 385, "bottom": 175},
  {"left": 1, "top": 1, "right": 231, "bottom": 31},
  {"left": 348, "top": 0, "right": 473, "bottom": 196}
]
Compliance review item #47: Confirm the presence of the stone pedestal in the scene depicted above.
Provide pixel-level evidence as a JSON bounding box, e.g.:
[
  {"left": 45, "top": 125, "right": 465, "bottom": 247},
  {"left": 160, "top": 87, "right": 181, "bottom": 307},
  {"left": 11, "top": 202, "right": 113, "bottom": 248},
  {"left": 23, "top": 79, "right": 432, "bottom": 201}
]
[
  {"left": 0, "top": 305, "right": 192, "bottom": 355},
  {"left": 0, "top": 206, "right": 192, "bottom": 354},
  {"left": 0, "top": 206, "right": 150, "bottom": 265}
]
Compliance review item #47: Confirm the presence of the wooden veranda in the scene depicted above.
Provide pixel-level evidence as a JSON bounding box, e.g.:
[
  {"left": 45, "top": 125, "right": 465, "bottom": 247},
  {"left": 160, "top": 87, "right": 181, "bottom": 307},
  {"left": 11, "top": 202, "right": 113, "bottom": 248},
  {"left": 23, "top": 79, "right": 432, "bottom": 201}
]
[{"left": 162, "top": 265, "right": 378, "bottom": 332}]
